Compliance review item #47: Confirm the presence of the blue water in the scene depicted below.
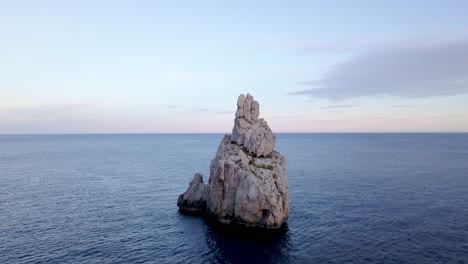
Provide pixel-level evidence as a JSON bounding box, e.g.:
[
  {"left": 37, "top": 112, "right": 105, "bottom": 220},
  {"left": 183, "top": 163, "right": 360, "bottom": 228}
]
[{"left": 1, "top": 133, "right": 467, "bottom": 263}]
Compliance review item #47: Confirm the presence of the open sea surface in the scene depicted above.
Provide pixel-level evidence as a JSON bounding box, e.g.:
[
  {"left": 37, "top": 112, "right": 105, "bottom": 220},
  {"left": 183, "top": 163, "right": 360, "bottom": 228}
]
[{"left": 1, "top": 133, "right": 467, "bottom": 263}]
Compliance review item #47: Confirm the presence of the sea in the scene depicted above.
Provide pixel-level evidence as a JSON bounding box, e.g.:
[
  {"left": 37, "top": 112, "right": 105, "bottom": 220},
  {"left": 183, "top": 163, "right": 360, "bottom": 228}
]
[{"left": 1, "top": 133, "right": 467, "bottom": 264}]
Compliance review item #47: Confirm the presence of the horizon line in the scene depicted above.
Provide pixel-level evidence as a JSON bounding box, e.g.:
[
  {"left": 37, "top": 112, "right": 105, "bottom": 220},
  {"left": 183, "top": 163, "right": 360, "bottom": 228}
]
[{"left": 1, "top": 132, "right": 467, "bottom": 136}]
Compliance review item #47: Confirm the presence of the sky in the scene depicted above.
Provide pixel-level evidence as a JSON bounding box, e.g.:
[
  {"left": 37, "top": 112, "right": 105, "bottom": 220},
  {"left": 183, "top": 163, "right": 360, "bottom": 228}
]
[{"left": 1, "top": 0, "right": 468, "bottom": 133}]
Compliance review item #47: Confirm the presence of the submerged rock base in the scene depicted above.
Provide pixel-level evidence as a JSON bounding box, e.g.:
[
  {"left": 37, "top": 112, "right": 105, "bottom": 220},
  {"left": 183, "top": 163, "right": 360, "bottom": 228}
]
[{"left": 177, "top": 94, "right": 289, "bottom": 229}]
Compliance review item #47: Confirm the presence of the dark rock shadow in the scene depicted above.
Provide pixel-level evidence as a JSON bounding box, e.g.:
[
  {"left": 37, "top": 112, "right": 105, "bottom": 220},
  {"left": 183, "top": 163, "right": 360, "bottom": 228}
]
[
  {"left": 203, "top": 219, "right": 291, "bottom": 264},
  {"left": 177, "top": 210, "right": 291, "bottom": 263}
]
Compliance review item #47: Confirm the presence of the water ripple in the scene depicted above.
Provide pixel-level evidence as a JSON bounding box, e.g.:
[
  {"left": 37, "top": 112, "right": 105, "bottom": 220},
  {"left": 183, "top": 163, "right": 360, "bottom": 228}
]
[{"left": 1, "top": 134, "right": 467, "bottom": 263}]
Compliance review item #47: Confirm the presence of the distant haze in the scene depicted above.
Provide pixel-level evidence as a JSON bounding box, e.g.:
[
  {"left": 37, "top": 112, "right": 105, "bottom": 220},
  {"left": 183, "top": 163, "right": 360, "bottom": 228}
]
[{"left": 1, "top": 1, "right": 468, "bottom": 133}]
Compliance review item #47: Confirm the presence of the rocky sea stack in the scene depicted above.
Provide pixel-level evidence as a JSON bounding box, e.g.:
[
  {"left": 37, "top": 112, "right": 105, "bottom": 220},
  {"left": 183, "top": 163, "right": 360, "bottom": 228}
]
[{"left": 177, "top": 94, "right": 289, "bottom": 229}]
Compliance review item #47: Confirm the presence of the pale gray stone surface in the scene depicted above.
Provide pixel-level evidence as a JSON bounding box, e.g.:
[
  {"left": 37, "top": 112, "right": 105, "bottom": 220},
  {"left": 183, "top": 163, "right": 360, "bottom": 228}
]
[
  {"left": 235, "top": 93, "right": 259, "bottom": 124},
  {"left": 232, "top": 94, "right": 276, "bottom": 157},
  {"left": 177, "top": 93, "right": 289, "bottom": 229},
  {"left": 244, "top": 120, "right": 276, "bottom": 157},
  {"left": 205, "top": 135, "right": 289, "bottom": 228},
  {"left": 177, "top": 173, "right": 207, "bottom": 213}
]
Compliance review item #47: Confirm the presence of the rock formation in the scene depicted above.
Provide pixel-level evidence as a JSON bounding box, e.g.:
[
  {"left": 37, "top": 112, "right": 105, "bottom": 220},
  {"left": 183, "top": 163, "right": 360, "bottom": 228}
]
[
  {"left": 177, "top": 173, "right": 207, "bottom": 213},
  {"left": 177, "top": 93, "right": 289, "bottom": 229},
  {"left": 232, "top": 94, "right": 276, "bottom": 157}
]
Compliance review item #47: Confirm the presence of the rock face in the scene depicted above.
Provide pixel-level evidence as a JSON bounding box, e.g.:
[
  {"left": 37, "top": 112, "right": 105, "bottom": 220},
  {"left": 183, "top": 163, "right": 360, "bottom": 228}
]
[
  {"left": 232, "top": 94, "right": 276, "bottom": 157},
  {"left": 177, "top": 173, "right": 207, "bottom": 213},
  {"left": 177, "top": 93, "right": 289, "bottom": 229}
]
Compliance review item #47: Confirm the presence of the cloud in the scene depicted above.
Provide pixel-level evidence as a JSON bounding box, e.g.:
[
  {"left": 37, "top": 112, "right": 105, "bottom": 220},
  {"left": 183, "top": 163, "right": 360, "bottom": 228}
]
[
  {"left": 164, "top": 105, "right": 180, "bottom": 109},
  {"left": 216, "top": 111, "right": 232, "bottom": 115},
  {"left": 1, "top": 103, "right": 93, "bottom": 119},
  {"left": 259, "top": 41, "right": 356, "bottom": 54},
  {"left": 185, "top": 108, "right": 231, "bottom": 115},
  {"left": 430, "top": 114, "right": 468, "bottom": 119},
  {"left": 388, "top": 104, "right": 417, "bottom": 108},
  {"left": 192, "top": 108, "right": 214, "bottom": 112},
  {"left": 0, "top": 103, "right": 100, "bottom": 133},
  {"left": 320, "top": 104, "right": 357, "bottom": 109},
  {"left": 271, "top": 115, "right": 304, "bottom": 119},
  {"left": 290, "top": 37, "right": 468, "bottom": 100}
]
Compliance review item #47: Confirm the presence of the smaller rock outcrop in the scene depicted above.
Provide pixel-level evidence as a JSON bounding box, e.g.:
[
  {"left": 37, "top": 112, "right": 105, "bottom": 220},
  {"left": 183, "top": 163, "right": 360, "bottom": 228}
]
[{"left": 177, "top": 173, "right": 207, "bottom": 213}]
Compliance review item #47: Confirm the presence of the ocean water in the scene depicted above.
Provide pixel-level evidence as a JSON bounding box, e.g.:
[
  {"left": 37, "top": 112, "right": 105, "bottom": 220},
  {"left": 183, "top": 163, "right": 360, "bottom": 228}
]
[{"left": 1, "top": 133, "right": 467, "bottom": 264}]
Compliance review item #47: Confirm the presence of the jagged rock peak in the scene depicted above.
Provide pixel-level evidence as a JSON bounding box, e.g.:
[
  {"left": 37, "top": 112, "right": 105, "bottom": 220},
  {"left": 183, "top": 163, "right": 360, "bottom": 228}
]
[
  {"left": 232, "top": 94, "right": 276, "bottom": 157},
  {"left": 235, "top": 93, "right": 260, "bottom": 124}
]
